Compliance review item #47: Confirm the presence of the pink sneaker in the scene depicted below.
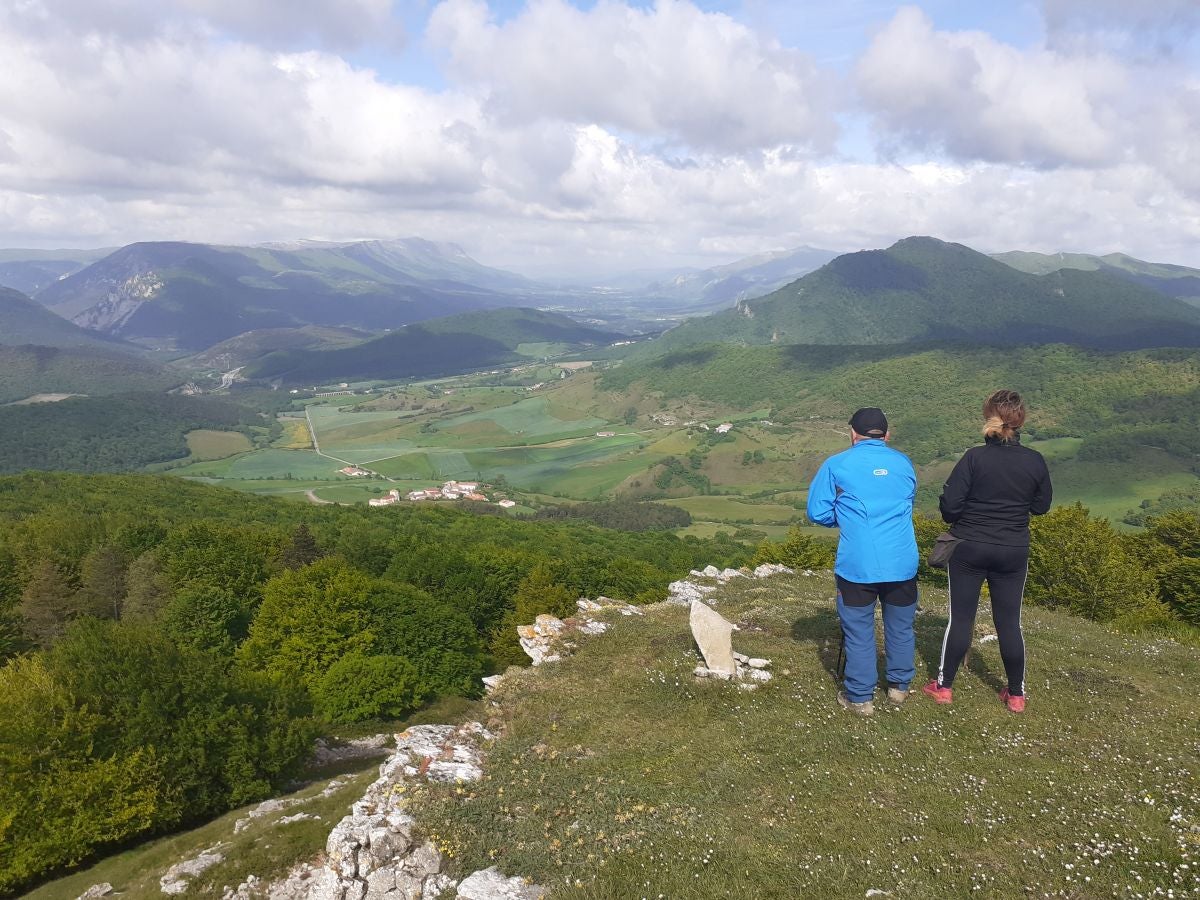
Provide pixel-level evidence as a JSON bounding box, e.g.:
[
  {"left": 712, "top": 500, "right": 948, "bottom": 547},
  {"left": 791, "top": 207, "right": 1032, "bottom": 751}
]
[
  {"left": 922, "top": 681, "right": 953, "bottom": 704},
  {"left": 999, "top": 688, "right": 1026, "bottom": 713}
]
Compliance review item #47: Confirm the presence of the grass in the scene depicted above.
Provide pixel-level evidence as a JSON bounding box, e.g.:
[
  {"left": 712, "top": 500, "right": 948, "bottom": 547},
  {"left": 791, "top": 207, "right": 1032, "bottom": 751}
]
[
  {"left": 412, "top": 572, "right": 1199, "bottom": 899},
  {"left": 24, "top": 763, "right": 381, "bottom": 900},
  {"left": 655, "top": 496, "right": 801, "bottom": 525},
  {"left": 173, "top": 449, "right": 341, "bottom": 481},
  {"left": 184, "top": 430, "right": 254, "bottom": 461}
]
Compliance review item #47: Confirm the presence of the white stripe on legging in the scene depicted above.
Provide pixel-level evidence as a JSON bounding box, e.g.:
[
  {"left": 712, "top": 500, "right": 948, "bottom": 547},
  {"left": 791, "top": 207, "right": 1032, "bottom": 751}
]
[
  {"left": 1018, "top": 562, "right": 1029, "bottom": 696},
  {"left": 937, "top": 570, "right": 954, "bottom": 687}
]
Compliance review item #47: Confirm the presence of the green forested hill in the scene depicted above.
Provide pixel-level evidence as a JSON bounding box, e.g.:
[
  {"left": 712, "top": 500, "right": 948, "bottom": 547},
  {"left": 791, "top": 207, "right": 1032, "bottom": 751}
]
[
  {"left": 645, "top": 237, "right": 1200, "bottom": 353},
  {"left": 994, "top": 249, "right": 1200, "bottom": 307},
  {"left": 248, "top": 307, "right": 619, "bottom": 383},
  {"left": 0, "top": 394, "right": 264, "bottom": 474},
  {"left": 0, "top": 286, "right": 122, "bottom": 349},
  {"left": 603, "top": 342, "right": 1200, "bottom": 464},
  {"left": 0, "top": 345, "right": 180, "bottom": 404}
]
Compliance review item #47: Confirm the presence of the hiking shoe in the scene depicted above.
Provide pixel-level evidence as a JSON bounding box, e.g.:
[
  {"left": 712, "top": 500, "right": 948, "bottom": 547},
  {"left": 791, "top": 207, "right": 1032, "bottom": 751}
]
[
  {"left": 837, "top": 691, "right": 875, "bottom": 717},
  {"left": 999, "top": 688, "right": 1026, "bottom": 713},
  {"left": 922, "top": 681, "right": 953, "bottom": 704},
  {"left": 887, "top": 686, "right": 909, "bottom": 705}
]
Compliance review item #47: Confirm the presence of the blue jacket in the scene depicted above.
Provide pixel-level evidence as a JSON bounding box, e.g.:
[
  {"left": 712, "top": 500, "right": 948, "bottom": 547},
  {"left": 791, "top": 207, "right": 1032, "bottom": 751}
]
[{"left": 807, "top": 439, "right": 918, "bottom": 584}]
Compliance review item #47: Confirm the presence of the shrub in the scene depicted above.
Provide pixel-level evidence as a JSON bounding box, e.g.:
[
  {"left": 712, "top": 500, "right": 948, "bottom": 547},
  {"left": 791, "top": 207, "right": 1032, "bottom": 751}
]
[
  {"left": 752, "top": 527, "right": 835, "bottom": 570},
  {"left": 313, "top": 653, "right": 426, "bottom": 724},
  {"left": 1158, "top": 558, "right": 1200, "bottom": 626},
  {"left": 1027, "top": 504, "right": 1160, "bottom": 623}
]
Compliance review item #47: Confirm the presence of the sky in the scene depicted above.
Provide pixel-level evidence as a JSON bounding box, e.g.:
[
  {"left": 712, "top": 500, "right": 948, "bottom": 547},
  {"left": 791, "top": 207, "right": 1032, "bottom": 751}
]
[{"left": 1, "top": 0, "right": 1199, "bottom": 277}]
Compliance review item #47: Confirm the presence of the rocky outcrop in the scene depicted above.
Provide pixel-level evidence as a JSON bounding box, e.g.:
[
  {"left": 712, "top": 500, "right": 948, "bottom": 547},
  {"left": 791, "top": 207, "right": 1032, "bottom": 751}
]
[
  {"left": 226, "top": 724, "right": 544, "bottom": 900},
  {"left": 516, "top": 597, "right": 644, "bottom": 667},
  {"left": 161, "top": 844, "right": 227, "bottom": 894}
]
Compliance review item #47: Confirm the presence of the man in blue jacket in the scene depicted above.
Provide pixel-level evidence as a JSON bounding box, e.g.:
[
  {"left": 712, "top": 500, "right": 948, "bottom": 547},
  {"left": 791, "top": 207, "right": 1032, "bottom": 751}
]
[{"left": 807, "top": 408, "right": 918, "bottom": 716}]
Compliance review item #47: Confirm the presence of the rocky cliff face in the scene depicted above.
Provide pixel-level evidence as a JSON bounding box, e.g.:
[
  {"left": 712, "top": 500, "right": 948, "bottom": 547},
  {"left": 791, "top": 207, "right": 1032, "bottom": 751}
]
[{"left": 69, "top": 270, "right": 164, "bottom": 333}]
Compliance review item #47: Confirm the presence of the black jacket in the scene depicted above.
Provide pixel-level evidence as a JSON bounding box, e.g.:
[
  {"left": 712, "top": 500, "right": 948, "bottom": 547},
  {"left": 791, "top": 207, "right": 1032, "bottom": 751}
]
[{"left": 939, "top": 435, "right": 1052, "bottom": 547}]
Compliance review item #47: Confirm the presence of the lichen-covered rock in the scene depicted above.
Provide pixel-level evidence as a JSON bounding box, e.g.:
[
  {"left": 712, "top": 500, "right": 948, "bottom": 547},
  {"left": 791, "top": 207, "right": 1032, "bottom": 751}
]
[
  {"left": 666, "top": 580, "right": 715, "bottom": 605},
  {"left": 77, "top": 884, "right": 114, "bottom": 899},
  {"left": 160, "top": 844, "right": 226, "bottom": 894},
  {"left": 752, "top": 563, "right": 794, "bottom": 578},
  {"left": 455, "top": 867, "right": 547, "bottom": 900}
]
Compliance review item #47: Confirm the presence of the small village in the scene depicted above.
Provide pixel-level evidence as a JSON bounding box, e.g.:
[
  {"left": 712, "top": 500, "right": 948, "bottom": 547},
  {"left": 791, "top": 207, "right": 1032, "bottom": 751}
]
[{"left": 365, "top": 479, "right": 515, "bottom": 509}]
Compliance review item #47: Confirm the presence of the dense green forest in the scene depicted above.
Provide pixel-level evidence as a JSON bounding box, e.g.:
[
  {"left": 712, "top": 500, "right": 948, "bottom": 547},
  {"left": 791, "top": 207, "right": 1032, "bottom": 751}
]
[
  {"left": 0, "top": 473, "right": 749, "bottom": 893},
  {"left": 0, "top": 344, "right": 179, "bottom": 404},
  {"left": 0, "top": 394, "right": 265, "bottom": 474},
  {"left": 604, "top": 342, "right": 1200, "bottom": 465}
]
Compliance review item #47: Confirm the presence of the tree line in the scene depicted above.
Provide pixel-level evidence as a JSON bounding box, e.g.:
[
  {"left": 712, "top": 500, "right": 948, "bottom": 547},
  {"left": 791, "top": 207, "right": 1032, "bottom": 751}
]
[{"left": 0, "top": 473, "right": 748, "bottom": 893}]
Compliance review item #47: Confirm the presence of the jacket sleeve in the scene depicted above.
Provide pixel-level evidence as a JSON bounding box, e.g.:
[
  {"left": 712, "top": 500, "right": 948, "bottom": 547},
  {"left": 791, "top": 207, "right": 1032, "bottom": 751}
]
[
  {"left": 939, "top": 453, "right": 972, "bottom": 524},
  {"left": 1030, "top": 458, "right": 1053, "bottom": 516},
  {"left": 806, "top": 459, "right": 838, "bottom": 527}
]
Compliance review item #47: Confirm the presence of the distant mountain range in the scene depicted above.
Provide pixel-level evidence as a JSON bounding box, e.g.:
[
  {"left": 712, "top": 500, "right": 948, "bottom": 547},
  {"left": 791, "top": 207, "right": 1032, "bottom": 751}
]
[
  {"left": 31, "top": 239, "right": 561, "bottom": 351},
  {"left": 635, "top": 245, "right": 840, "bottom": 312},
  {"left": 644, "top": 237, "right": 1200, "bottom": 353},
  {"left": 247, "top": 307, "right": 620, "bottom": 383},
  {"left": 5, "top": 236, "right": 1200, "bottom": 360},
  {"left": 992, "top": 250, "right": 1200, "bottom": 307},
  {"left": 0, "top": 248, "right": 111, "bottom": 295}
]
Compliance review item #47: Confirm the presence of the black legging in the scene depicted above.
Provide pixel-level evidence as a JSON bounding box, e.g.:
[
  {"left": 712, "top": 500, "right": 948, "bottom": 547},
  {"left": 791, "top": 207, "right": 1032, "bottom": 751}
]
[{"left": 937, "top": 540, "right": 1029, "bottom": 696}]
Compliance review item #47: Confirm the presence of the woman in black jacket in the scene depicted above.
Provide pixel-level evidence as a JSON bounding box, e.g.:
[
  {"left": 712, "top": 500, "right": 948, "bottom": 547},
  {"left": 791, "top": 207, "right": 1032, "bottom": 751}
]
[{"left": 923, "top": 390, "right": 1052, "bottom": 712}]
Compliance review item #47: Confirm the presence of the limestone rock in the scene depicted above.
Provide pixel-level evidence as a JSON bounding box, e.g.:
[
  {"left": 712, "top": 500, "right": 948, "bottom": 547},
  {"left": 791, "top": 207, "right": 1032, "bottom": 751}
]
[
  {"left": 235, "top": 796, "right": 305, "bottom": 833},
  {"left": 312, "top": 734, "right": 392, "bottom": 767},
  {"left": 278, "top": 812, "right": 322, "bottom": 826},
  {"left": 748, "top": 658, "right": 770, "bottom": 669},
  {"left": 456, "top": 867, "right": 547, "bottom": 900},
  {"left": 481, "top": 674, "right": 506, "bottom": 693},
  {"left": 77, "top": 884, "right": 114, "bottom": 899},
  {"left": 666, "top": 580, "right": 715, "bottom": 605},
  {"left": 517, "top": 615, "right": 566, "bottom": 666},
  {"left": 160, "top": 844, "right": 226, "bottom": 894},
  {"left": 752, "top": 563, "right": 794, "bottom": 578},
  {"left": 689, "top": 600, "right": 737, "bottom": 676}
]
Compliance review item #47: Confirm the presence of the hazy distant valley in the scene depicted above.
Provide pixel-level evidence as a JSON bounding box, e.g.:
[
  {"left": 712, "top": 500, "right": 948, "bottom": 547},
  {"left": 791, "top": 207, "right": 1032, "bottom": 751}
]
[{"left": 1, "top": 234, "right": 1198, "bottom": 536}]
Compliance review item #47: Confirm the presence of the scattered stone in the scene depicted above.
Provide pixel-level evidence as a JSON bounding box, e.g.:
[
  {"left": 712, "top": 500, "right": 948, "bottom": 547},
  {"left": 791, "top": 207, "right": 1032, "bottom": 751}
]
[
  {"left": 456, "top": 867, "right": 547, "bottom": 900},
  {"left": 732, "top": 651, "right": 750, "bottom": 664},
  {"left": 278, "top": 812, "right": 321, "bottom": 826},
  {"left": 978, "top": 633, "right": 998, "bottom": 644},
  {"left": 747, "top": 658, "right": 771, "bottom": 669},
  {"left": 717, "top": 567, "right": 745, "bottom": 581},
  {"left": 577, "top": 619, "right": 609, "bottom": 635},
  {"left": 319, "top": 777, "right": 347, "bottom": 798},
  {"left": 693, "top": 665, "right": 733, "bottom": 681},
  {"left": 482, "top": 674, "right": 506, "bottom": 693},
  {"left": 160, "top": 844, "right": 226, "bottom": 895},
  {"left": 235, "top": 797, "right": 305, "bottom": 833},
  {"left": 701, "top": 564, "right": 721, "bottom": 577},
  {"left": 689, "top": 600, "right": 738, "bottom": 676},
  {"left": 77, "top": 884, "right": 114, "bottom": 899},
  {"left": 752, "top": 563, "right": 794, "bottom": 578},
  {"left": 666, "top": 580, "right": 715, "bottom": 605}
]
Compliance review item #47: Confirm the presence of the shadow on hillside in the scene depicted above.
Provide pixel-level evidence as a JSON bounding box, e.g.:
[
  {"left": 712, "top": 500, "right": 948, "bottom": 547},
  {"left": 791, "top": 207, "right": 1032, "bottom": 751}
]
[{"left": 790, "top": 607, "right": 1005, "bottom": 691}]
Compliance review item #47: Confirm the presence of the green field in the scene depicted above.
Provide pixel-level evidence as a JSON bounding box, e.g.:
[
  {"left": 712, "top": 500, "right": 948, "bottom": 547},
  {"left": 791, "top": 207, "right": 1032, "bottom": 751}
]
[
  {"left": 656, "top": 495, "right": 801, "bottom": 524},
  {"left": 183, "top": 429, "right": 254, "bottom": 461},
  {"left": 174, "top": 449, "right": 342, "bottom": 481}
]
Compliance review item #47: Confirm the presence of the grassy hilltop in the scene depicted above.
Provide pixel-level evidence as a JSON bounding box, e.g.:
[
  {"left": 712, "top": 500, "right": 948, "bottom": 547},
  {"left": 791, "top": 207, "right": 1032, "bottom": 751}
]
[{"left": 413, "top": 571, "right": 1200, "bottom": 899}]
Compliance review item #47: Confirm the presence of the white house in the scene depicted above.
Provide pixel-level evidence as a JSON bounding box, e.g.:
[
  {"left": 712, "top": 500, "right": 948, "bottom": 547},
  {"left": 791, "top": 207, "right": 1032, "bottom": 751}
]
[
  {"left": 497, "top": 499, "right": 517, "bottom": 509},
  {"left": 715, "top": 423, "right": 734, "bottom": 434}
]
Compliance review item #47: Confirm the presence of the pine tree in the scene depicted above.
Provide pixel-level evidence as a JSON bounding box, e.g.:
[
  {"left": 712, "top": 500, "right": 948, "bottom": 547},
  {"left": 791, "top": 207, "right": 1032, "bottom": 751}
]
[
  {"left": 73, "top": 546, "right": 127, "bottom": 620},
  {"left": 281, "top": 523, "right": 323, "bottom": 570},
  {"left": 19, "top": 559, "right": 73, "bottom": 647}
]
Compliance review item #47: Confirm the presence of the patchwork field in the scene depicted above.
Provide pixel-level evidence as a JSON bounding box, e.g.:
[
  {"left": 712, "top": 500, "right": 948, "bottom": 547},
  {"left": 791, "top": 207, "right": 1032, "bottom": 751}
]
[{"left": 163, "top": 366, "right": 1199, "bottom": 536}]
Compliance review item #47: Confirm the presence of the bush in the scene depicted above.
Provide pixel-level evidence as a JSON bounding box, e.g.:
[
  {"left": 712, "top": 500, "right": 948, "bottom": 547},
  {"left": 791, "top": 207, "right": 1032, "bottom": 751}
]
[
  {"left": 1158, "top": 558, "right": 1200, "bottom": 626},
  {"left": 752, "top": 527, "right": 835, "bottom": 570},
  {"left": 313, "top": 653, "right": 426, "bottom": 724},
  {"left": 1027, "top": 504, "right": 1162, "bottom": 623}
]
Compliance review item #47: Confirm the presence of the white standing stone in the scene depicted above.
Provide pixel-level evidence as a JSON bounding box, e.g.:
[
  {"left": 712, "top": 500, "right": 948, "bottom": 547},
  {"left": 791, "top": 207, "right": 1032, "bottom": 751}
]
[{"left": 689, "top": 600, "right": 737, "bottom": 676}]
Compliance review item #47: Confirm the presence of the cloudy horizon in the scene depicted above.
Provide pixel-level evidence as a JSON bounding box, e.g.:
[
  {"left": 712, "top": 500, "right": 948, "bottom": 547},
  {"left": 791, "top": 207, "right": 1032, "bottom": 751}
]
[{"left": 1, "top": 0, "right": 1198, "bottom": 277}]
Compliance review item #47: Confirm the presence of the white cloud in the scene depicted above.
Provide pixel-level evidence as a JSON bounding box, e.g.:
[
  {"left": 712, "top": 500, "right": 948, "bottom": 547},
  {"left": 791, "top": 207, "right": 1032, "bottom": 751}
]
[
  {"left": 856, "top": 6, "right": 1123, "bottom": 167},
  {"left": 0, "top": 1, "right": 1199, "bottom": 276},
  {"left": 856, "top": 6, "right": 1200, "bottom": 205},
  {"left": 427, "top": 0, "right": 838, "bottom": 153},
  {"left": 4, "top": 0, "right": 400, "bottom": 49}
]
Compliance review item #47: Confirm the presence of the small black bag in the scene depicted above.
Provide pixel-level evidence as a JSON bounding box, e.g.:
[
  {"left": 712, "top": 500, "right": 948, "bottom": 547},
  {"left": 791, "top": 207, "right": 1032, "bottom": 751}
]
[{"left": 928, "top": 532, "right": 962, "bottom": 569}]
